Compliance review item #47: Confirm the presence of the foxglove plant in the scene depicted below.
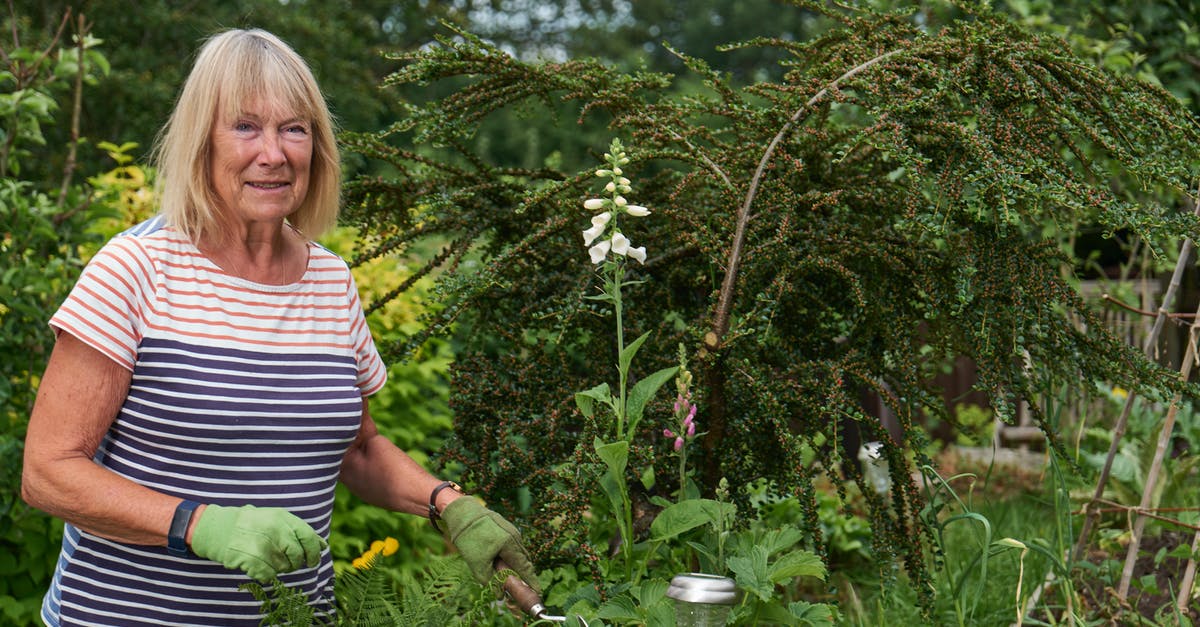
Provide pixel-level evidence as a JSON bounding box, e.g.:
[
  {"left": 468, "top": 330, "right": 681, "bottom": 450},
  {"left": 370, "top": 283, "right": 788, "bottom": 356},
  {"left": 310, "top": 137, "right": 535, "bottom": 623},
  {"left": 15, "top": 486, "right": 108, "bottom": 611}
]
[
  {"left": 663, "top": 344, "right": 701, "bottom": 503},
  {"left": 574, "top": 138, "right": 678, "bottom": 579}
]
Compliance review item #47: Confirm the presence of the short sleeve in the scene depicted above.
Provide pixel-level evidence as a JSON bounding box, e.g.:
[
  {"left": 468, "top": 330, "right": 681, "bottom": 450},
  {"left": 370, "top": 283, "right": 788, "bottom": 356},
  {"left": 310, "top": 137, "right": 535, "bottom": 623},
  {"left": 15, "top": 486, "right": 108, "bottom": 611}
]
[
  {"left": 49, "top": 236, "right": 155, "bottom": 371},
  {"left": 345, "top": 272, "right": 387, "bottom": 395}
]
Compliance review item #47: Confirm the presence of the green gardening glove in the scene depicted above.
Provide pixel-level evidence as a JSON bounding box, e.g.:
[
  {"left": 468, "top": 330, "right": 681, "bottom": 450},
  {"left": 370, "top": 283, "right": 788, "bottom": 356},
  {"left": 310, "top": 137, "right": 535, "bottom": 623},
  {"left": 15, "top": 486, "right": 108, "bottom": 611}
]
[
  {"left": 441, "top": 497, "right": 541, "bottom": 594},
  {"left": 190, "top": 504, "right": 326, "bottom": 582}
]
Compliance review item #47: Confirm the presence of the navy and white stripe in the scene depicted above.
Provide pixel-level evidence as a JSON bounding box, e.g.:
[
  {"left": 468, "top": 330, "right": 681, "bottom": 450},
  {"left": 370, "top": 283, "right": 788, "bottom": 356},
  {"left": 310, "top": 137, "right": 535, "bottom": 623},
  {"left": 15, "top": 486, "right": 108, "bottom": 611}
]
[{"left": 42, "top": 219, "right": 386, "bottom": 625}]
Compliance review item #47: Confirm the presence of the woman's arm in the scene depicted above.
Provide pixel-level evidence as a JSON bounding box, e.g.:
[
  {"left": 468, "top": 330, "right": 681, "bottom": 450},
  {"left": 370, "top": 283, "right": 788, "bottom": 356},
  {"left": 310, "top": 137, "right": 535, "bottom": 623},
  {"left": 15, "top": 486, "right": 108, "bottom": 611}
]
[
  {"left": 338, "top": 397, "right": 463, "bottom": 518},
  {"left": 21, "top": 332, "right": 197, "bottom": 545}
]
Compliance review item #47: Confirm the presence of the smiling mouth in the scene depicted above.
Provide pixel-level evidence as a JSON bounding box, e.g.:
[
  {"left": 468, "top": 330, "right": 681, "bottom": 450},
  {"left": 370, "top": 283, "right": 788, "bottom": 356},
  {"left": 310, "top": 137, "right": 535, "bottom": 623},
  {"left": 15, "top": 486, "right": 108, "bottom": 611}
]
[{"left": 247, "top": 182, "right": 289, "bottom": 190}]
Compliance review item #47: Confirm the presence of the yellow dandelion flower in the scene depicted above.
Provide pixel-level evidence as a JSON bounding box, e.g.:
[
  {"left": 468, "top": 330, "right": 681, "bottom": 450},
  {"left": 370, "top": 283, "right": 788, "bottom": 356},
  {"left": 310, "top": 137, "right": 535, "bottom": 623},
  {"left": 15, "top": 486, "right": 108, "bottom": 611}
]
[
  {"left": 382, "top": 537, "right": 399, "bottom": 556},
  {"left": 370, "top": 540, "right": 386, "bottom": 553},
  {"left": 352, "top": 557, "right": 370, "bottom": 570}
]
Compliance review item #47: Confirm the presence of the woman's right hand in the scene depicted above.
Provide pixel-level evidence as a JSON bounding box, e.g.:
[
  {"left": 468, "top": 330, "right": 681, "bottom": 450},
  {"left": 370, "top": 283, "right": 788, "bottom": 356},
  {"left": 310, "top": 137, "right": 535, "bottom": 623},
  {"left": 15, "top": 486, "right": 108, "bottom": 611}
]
[{"left": 189, "top": 504, "right": 325, "bottom": 582}]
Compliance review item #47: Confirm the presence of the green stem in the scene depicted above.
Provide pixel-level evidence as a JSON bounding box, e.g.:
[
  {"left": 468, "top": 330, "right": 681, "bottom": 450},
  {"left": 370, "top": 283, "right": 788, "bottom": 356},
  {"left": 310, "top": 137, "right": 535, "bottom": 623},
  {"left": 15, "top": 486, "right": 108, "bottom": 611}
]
[
  {"left": 613, "top": 262, "right": 628, "bottom": 440},
  {"left": 677, "top": 447, "right": 687, "bottom": 503}
]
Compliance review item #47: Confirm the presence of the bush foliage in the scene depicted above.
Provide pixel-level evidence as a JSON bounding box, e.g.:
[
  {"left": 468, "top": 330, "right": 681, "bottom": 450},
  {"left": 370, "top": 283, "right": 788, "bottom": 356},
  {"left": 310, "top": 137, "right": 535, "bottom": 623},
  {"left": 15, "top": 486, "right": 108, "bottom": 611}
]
[{"left": 341, "top": 0, "right": 1200, "bottom": 602}]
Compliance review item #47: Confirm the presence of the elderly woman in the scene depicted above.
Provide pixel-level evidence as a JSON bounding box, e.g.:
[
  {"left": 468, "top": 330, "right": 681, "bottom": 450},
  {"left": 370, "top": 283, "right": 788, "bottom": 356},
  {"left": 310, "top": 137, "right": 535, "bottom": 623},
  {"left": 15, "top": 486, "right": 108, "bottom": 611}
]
[{"left": 22, "top": 29, "right": 537, "bottom": 625}]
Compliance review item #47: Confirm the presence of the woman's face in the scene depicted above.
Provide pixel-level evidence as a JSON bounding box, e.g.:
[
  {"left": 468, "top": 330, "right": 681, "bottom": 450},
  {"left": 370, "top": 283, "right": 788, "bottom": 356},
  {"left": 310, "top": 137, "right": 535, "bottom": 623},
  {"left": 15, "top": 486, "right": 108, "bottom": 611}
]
[{"left": 209, "top": 98, "right": 312, "bottom": 229}]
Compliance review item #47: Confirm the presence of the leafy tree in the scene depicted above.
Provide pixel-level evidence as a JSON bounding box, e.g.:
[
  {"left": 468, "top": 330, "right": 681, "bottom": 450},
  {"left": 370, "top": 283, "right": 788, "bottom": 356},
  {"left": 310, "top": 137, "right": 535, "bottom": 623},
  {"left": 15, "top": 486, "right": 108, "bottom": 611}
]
[
  {"left": 341, "top": 0, "right": 1200, "bottom": 608},
  {"left": 11, "top": 0, "right": 466, "bottom": 180}
]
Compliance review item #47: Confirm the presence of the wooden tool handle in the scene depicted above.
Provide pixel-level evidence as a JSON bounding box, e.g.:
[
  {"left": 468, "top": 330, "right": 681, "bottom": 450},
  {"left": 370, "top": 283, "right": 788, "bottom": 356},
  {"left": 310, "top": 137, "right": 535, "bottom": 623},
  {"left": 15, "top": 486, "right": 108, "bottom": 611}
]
[{"left": 495, "top": 558, "right": 544, "bottom": 616}]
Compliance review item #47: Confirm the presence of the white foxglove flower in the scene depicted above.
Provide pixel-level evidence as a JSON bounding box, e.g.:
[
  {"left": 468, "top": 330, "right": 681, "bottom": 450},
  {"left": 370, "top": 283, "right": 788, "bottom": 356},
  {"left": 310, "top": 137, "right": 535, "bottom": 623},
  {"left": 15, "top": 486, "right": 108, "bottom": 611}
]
[
  {"left": 596, "top": 169, "right": 611, "bottom": 177},
  {"left": 625, "top": 205, "right": 650, "bottom": 217},
  {"left": 618, "top": 177, "right": 630, "bottom": 186},
  {"left": 613, "top": 167, "right": 623, "bottom": 176},
  {"left": 610, "top": 232, "right": 630, "bottom": 256},
  {"left": 614, "top": 196, "right": 628, "bottom": 207},
  {"left": 605, "top": 182, "right": 616, "bottom": 192},
  {"left": 628, "top": 246, "right": 646, "bottom": 264},
  {"left": 584, "top": 198, "right": 606, "bottom": 210},
  {"left": 582, "top": 222, "right": 606, "bottom": 246},
  {"left": 591, "top": 211, "right": 612, "bottom": 227},
  {"left": 589, "top": 240, "right": 611, "bottom": 264}
]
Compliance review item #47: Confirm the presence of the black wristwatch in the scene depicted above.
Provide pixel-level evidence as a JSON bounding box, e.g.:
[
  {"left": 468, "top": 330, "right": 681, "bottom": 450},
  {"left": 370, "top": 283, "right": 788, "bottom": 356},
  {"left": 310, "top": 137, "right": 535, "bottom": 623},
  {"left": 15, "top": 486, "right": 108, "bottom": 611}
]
[
  {"left": 168, "top": 500, "right": 201, "bottom": 557},
  {"left": 428, "top": 481, "right": 463, "bottom": 532}
]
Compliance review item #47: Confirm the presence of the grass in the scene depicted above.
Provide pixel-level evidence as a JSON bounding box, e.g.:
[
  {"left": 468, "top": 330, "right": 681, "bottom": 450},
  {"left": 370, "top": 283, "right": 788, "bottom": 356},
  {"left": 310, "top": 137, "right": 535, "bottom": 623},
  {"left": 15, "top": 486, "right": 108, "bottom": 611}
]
[{"left": 834, "top": 447, "right": 1082, "bottom": 627}]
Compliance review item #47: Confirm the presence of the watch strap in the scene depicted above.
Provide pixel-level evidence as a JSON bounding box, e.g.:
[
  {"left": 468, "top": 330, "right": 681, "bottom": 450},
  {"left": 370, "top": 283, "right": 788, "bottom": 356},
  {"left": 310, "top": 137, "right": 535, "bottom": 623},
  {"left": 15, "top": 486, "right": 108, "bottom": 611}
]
[
  {"left": 168, "top": 500, "right": 201, "bottom": 557},
  {"left": 428, "top": 481, "right": 462, "bottom": 533}
]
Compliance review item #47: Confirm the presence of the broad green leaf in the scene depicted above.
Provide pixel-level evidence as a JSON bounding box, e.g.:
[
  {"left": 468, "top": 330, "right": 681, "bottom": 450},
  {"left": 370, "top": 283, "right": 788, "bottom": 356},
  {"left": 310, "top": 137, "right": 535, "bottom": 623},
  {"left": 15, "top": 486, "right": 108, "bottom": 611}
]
[
  {"left": 769, "top": 549, "right": 826, "bottom": 582},
  {"left": 728, "top": 545, "right": 773, "bottom": 601},
  {"left": 626, "top": 365, "right": 678, "bottom": 436},
  {"left": 618, "top": 331, "right": 650, "bottom": 376},
  {"left": 594, "top": 437, "right": 629, "bottom": 477},
  {"left": 755, "top": 527, "right": 806, "bottom": 556},
  {"left": 790, "top": 600, "right": 837, "bottom": 627},
  {"left": 575, "top": 383, "right": 612, "bottom": 418},
  {"left": 650, "top": 499, "right": 721, "bottom": 541},
  {"left": 596, "top": 594, "right": 640, "bottom": 621}
]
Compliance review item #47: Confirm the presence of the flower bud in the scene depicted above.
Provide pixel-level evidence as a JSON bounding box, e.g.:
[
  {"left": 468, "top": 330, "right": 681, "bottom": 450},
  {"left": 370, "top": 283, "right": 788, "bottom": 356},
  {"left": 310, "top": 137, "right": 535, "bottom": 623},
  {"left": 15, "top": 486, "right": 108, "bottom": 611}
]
[
  {"left": 584, "top": 198, "right": 606, "bottom": 210},
  {"left": 605, "top": 181, "right": 616, "bottom": 193},
  {"left": 614, "top": 196, "right": 628, "bottom": 207},
  {"left": 612, "top": 167, "right": 623, "bottom": 176},
  {"left": 674, "top": 437, "right": 684, "bottom": 451},
  {"left": 596, "top": 169, "right": 611, "bottom": 177},
  {"left": 625, "top": 205, "right": 650, "bottom": 217}
]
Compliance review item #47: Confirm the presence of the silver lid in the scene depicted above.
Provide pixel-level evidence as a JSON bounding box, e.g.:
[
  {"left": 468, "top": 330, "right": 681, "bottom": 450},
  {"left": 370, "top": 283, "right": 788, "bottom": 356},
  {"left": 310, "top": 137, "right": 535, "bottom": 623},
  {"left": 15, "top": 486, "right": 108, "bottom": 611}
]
[{"left": 665, "top": 573, "right": 740, "bottom": 605}]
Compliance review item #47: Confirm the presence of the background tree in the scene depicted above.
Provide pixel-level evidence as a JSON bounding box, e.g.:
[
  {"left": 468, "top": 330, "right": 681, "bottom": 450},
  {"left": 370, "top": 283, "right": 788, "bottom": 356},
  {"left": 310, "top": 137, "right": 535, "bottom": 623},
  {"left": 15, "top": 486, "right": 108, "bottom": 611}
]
[{"left": 341, "top": 0, "right": 1200, "bottom": 604}]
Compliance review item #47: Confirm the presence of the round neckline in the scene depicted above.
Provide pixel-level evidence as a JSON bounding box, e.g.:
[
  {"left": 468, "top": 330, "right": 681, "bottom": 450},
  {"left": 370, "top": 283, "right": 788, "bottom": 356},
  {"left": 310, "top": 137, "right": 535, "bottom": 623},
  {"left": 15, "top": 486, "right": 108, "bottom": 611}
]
[{"left": 188, "top": 233, "right": 314, "bottom": 292}]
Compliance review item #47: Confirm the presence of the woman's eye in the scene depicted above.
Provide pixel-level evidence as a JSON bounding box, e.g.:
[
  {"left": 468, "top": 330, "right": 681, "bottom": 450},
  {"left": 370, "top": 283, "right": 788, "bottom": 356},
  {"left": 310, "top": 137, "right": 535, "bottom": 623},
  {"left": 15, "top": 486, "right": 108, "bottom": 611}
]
[
  {"left": 234, "top": 122, "right": 254, "bottom": 133},
  {"left": 286, "top": 125, "right": 309, "bottom": 135}
]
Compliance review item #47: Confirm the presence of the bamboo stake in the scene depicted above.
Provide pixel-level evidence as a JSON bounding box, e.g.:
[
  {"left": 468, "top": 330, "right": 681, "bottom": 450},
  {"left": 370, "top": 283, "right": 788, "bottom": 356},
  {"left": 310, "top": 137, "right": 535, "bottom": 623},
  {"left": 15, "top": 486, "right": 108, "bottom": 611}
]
[
  {"left": 1116, "top": 299, "right": 1200, "bottom": 601},
  {"left": 1177, "top": 531, "right": 1200, "bottom": 613},
  {"left": 1018, "top": 202, "right": 1199, "bottom": 625},
  {"left": 1071, "top": 222, "right": 1196, "bottom": 566}
]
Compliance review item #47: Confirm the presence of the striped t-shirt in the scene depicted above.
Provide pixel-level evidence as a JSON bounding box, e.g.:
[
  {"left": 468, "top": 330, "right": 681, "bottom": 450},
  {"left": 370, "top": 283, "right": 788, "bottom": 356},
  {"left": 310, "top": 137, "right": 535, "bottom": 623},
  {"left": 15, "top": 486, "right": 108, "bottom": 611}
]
[{"left": 42, "top": 217, "right": 387, "bottom": 626}]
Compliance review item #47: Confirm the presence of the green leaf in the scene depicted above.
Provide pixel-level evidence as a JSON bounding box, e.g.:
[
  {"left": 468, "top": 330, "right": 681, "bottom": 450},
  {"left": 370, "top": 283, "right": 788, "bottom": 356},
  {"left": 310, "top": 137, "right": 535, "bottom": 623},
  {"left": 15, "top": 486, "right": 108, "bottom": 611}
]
[
  {"left": 626, "top": 365, "right": 678, "bottom": 436},
  {"left": 575, "top": 383, "right": 612, "bottom": 419},
  {"left": 769, "top": 549, "right": 826, "bottom": 583},
  {"left": 594, "top": 437, "right": 629, "bottom": 477},
  {"left": 650, "top": 498, "right": 723, "bottom": 541},
  {"left": 790, "top": 600, "right": 837, "bottom": 627},
  {"left": 728, "top": 545, "right": 773, "bottom": 601},
  {"left": 618, "top": 331, "right": 650, "bottom": 376},
  {"left": 596, "top": 594, "right": 640, "bottom": 621}
]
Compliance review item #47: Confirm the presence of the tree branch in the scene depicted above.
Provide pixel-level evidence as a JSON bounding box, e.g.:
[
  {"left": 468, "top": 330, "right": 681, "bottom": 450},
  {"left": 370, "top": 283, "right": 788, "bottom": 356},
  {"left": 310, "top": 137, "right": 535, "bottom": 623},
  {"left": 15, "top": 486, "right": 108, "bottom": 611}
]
[{"left": 709, "top": 47, "right": 907, "bottom": 347}]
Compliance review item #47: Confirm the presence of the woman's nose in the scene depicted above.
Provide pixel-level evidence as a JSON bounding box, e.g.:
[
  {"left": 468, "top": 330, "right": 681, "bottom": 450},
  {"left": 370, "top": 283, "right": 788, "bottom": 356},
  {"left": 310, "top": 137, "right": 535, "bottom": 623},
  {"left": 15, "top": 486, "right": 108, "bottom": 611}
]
[{"left": 257, "top": 132, "right": 286, "bottom": 166}]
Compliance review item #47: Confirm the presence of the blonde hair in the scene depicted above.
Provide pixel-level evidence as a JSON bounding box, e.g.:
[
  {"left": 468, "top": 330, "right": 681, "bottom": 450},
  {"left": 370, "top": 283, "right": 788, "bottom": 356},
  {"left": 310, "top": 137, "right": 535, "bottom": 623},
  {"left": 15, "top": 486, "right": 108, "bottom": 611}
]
[{"left": 151, "top": 29, "right": 340, "bottom": 242}]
